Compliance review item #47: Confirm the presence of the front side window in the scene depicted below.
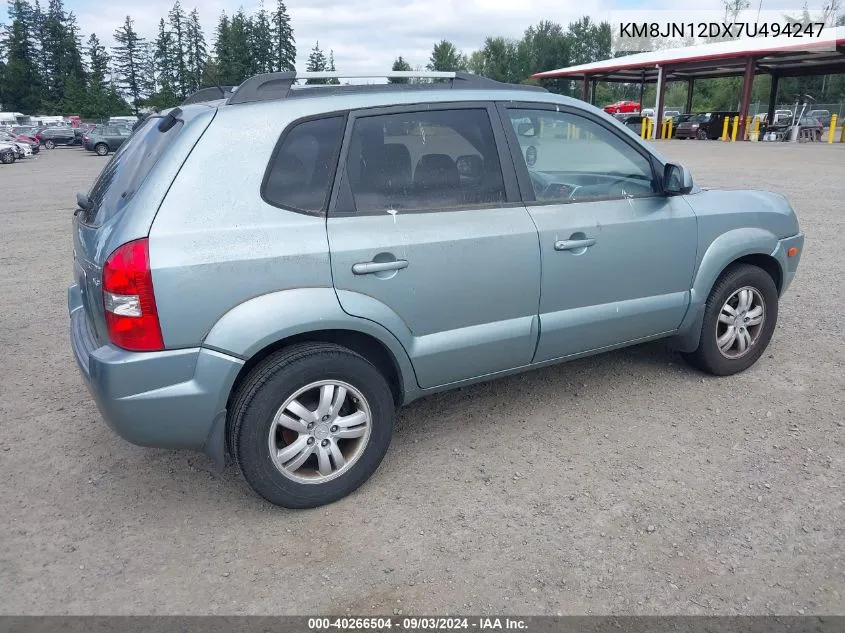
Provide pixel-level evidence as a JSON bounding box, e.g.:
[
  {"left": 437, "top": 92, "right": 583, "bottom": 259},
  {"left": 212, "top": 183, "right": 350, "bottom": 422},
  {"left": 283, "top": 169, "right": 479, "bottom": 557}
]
[
  {"left": 263, "top": 115, "right": 345, "bottom": 214},
  {"left": 343, "top": 108, "right": 506, "bottom": 214},
  {"left": 508, "top": 108, "right": 657, "bottom": 204}
]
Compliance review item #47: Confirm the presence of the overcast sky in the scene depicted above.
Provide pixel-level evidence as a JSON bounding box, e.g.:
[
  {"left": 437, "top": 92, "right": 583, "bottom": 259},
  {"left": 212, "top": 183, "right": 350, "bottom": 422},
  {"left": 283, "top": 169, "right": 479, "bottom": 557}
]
[{"left": 63, "top": 0, "right": 826, "bottom": 74}]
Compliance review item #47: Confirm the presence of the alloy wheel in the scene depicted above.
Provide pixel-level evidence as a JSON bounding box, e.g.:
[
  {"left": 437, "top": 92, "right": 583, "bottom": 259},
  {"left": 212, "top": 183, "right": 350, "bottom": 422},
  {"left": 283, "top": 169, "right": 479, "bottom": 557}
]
[
  {"left": 268, "top": 380, "right": 371, "bottom": 484},
  {"left": 716, "top": 286, "right": 765, "bottom": 359}
]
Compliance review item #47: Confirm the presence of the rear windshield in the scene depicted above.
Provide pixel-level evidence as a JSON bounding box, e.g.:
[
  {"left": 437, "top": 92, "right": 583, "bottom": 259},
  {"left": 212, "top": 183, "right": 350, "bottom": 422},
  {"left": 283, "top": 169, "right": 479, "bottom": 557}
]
[{"left": 81, "top": 116, "right": 183, "bottom": 226}]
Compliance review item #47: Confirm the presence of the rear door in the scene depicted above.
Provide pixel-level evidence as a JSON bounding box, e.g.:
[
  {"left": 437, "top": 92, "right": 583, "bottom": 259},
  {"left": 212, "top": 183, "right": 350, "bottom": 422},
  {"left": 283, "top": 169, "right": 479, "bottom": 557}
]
[{"left": 327, "top": 103, "right": 541, "bottom": 389}]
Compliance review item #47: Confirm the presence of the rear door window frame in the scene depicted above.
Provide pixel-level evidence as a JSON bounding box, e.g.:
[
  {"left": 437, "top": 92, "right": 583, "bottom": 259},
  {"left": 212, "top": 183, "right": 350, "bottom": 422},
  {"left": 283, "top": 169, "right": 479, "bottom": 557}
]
[
  {"left": 260, "top": 111, "right": 349, "bottom": 217},
  {"left": 327, "top": 101, "right": 522, "bottom": 217}
]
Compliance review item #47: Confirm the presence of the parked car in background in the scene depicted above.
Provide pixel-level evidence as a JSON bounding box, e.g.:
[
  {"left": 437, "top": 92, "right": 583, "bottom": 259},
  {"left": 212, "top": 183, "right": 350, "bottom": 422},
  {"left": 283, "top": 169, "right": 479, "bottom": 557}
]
[
  {"left": 603, "top": 100, "right": 641, "bottom": 114},
  {"left": 0, "top": 130, "right": 39, "bottom": 154},
  {"left": 84, "top": 125, "right": 132, "bottom": 155},
  {"left": 68, "top": 71, "right": 804, "bottom": 509},
  {"left": 37, "top": 126, "right": 77, "bottom": 149},
  {"left": 0, "top": 141, "right": 18, "bottom": 164},
  {"left": 615, "top": 113, "right": 646, "bottom": 135},
  {"left": 663, "top": 110, "right": 681, "bottom": 121},
  {"left": 807, "top": 109, "right": 831, "bottom": 127},
  {"left": 675, "top": 111, "right": 739, "bottom": 139}
]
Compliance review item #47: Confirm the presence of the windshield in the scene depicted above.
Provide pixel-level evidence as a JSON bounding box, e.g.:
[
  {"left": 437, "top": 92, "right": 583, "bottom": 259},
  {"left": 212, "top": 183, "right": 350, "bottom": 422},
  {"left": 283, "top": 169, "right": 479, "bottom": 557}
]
[
  {"left": 82, "top": 116, "right": 184, "bottom": 226},
  {"left": 693, "top": 113, "right": 711, "bottom": 123}
]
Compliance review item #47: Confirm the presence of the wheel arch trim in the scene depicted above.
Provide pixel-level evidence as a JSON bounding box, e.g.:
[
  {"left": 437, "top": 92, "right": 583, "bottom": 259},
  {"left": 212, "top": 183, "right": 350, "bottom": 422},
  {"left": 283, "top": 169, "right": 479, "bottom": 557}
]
[
  {"left": 203, "top": 287, "right": 419, "bottom": 397},
  {"left": 670, "top": 228, "right": 782, "bottom": 352}
]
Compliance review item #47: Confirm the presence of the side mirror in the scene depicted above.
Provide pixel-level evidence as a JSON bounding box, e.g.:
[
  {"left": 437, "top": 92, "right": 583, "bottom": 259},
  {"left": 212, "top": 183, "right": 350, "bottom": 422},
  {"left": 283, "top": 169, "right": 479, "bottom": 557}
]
[{"left": 663, "top": 162, "right": 693, "bottom": 195}]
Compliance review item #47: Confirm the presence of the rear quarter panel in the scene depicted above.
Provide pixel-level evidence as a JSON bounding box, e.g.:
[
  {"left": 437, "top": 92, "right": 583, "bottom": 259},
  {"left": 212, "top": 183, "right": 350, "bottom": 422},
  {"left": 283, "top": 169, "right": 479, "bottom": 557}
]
[{"left": 148, "top": 103, "right": 335, "bottom": 350}]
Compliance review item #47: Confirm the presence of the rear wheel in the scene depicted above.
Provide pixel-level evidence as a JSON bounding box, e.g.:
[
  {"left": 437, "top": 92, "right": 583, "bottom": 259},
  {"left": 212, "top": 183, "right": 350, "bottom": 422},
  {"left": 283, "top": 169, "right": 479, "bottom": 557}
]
[
  {"left": 682, "top": 264, "right": 779, "bottom": 376},
  {"left": 44, "top": 139, "right": 56, "bottom": 149},
  {"left": 95, "top": 143, "right": 109, "bottom": 156},
  {"left": 228, "top": 342, "right": 395, "bottom": 508}
]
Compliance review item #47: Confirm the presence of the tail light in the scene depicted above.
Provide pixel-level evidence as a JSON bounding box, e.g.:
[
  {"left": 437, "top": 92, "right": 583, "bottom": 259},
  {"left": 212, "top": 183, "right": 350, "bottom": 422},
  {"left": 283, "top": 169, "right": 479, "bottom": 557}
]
[{"left": 102, "top": 239, "right": 164, "bottom": 351}]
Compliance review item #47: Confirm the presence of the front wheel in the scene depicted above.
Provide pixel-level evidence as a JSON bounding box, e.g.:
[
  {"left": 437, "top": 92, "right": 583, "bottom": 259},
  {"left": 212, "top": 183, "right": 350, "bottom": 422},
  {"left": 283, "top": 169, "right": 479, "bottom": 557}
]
[
  {"left": 228, "top": 342, "right": 395, "bottom": 508},
  {"left": 696, "top": 129, "right": 708, "bottom": 140},
  {"left": 682, "top": 264, "right": 779, "bottom": 376},
  {"left": 94, "top": 143, "right": 109, "bottom": 156},
  {"left": 0, "top": 151, "right": 15, "bottom": 164},
  {"left": 44, "top": 139, "right": 56, "bottom": 149}
]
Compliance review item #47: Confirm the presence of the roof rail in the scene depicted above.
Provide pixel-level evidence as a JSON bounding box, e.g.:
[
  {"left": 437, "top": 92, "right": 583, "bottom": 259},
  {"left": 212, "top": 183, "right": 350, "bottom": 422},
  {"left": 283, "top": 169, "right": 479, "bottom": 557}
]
[
  {"left": 182, "top": 85, "right": 236, "bottom": 105},
  {"left": 226, "top": 71, "right": 546, "bottom": 105}
]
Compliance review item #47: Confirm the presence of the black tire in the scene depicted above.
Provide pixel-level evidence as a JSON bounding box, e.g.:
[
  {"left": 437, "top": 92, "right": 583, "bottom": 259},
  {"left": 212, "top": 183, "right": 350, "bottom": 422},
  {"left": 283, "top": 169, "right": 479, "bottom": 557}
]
[
  {"left": 228, "top": 342, "right": 395, "bottom": 509},
  {"left": 682, "top": 264, "right": 779, "bottom": 376},
  {"left": 95, "top": 143, "right": 109, "bottom": 156},
  {"left": 44, "top": 139, "right": 56, "bottom": 149},
  {"left": 696, "top": 129, "right": 708, "bottom": 140},
  {"left": 1, "top": 151, "right": 15, "bottom": 164}
]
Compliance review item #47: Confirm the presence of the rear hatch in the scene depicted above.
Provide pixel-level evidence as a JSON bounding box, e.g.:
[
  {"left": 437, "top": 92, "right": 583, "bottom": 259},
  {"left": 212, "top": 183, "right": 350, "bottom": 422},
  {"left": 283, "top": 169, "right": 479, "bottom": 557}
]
[{"left": 72, "top": 106, "right": 216, "bottom": 347}]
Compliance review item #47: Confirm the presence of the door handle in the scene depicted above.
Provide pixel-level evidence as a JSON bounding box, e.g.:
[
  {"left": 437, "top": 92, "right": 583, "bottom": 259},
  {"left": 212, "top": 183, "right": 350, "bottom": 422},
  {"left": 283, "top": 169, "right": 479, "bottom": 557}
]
[
  {"left": 351, "top": 259, "right": 409, "bottom": 275},
  {"left": 554, "top": 238, "right": 596, "bottom": 251}
]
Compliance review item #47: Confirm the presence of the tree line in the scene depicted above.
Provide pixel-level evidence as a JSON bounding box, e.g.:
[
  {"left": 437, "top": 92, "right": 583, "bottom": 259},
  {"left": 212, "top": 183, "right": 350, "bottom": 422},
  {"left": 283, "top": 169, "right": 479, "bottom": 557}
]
[
  {"left": 0, "top": 0, "right": 300, "bottom": 116},
  {"left": 2, "top": 0, "right": 844, "bottom": 119}
]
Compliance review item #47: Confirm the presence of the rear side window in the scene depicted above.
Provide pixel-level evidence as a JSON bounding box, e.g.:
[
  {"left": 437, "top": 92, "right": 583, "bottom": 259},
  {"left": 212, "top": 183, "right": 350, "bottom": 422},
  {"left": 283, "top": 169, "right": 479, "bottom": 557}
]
[
  {"left": 341, "top": 108, "right": 506, "bottom": 214},
  {"left": 263, "top": 116, "right": 345, "bottom": 214},
  {"left": 83, "top": 116, "right": 184, "bottom": 226}
]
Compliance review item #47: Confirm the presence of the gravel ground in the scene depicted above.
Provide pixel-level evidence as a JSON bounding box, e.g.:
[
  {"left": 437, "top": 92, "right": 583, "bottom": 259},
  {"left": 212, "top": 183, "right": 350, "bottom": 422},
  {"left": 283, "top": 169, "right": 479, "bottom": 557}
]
[{"left": 0, "top": 141, "right": 843, "bottom": 616}]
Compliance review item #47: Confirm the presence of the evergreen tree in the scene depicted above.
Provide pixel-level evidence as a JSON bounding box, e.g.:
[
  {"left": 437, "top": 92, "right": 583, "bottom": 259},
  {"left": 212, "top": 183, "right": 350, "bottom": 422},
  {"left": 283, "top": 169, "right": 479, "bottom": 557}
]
[
  {"left": 84, "top": 33, "right": 113, "bottom": 117},
  {"left": 226, "top": 8, "right": 251, "bottom": 84},
  {"left": 389, "top": 56, "right": 411, "bottom": 83},
  {"left": 41, "top": 0, "right": 87, "bottom": 110},
  {"left": 1, "top": 0, "right": 43, "bottom": 112},
  {"left": 112, "top": 15, "right": 148, "bottom": 114},
  {"left": 326, "top": 49, "right": 339, "bottom": 84},
  {"left": 305, "top": 41, "right": 326, "bottom": 84},
  {"left": 269, "top": 0, "right": 295, "bottom": 71},
  {"left": 168, "top": 0, "right": 188, "bottom": 98},
  {"left": 153, "top": 18, "right": 175, "bottom": 95},
  {"left": 211, "top": 11, "right": 231, "bottom": 84},
  {"left": 185, "top": 9, "right": 206, "bottom": 92},
  {"left": 86, "top": 32, "right": 109, "bottom": 90},
  {"left": 249, "top": 0, "right": 272, "bottom": 74},
  {"left": 427, "top": 40, "right": 467, "bottom": 72}
]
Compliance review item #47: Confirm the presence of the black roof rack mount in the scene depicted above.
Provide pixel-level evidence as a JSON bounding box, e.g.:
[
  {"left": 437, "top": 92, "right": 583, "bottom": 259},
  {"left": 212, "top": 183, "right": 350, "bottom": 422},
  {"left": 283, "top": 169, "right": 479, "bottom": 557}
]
[{"left": 225, "top": 71, "right": 546, "bottom": 105}]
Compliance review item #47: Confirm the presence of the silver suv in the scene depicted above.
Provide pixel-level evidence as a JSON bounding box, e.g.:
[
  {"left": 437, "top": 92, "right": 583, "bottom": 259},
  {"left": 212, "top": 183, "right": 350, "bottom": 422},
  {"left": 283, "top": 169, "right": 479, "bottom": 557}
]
[{"left": 69, "top": 71, "right": 804, "bottom": 508}]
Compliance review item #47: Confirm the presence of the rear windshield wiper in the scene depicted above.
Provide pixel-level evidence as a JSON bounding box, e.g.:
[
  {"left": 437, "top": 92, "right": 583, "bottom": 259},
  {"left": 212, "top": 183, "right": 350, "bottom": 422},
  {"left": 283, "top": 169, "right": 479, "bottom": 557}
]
[{"left": 157, "top": 107, "right": 183, "bottom": 133}]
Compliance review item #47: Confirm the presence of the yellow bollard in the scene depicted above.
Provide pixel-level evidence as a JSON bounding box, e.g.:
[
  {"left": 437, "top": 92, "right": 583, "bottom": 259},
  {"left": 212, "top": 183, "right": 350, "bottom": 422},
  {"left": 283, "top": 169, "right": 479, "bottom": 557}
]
[
  {"left": 841, "top": 119, "right": 845, "bottom": 143},
  {"left": 745, "top": 116, "right": 751, "bottom": 140},
  {"left": 752, "top": 116, "right": 760, "bottom": 142},
  {"left": 646, "top": 117, "right": 653, "bottom": 140},
  {"left": 668, "top": 118, "right": 673, "bottom": 139},
  {"left": 721, "top": 116, "right": 730, "bottom": 141},
  {"left": 731, "top": 116, "right": 739, "bottom": 142},
  {"left": 640, "top": 117, "right": 647, "bottom": 139},
  {"left": 828, "top": 114, "right": 838, "bottom": 144}
]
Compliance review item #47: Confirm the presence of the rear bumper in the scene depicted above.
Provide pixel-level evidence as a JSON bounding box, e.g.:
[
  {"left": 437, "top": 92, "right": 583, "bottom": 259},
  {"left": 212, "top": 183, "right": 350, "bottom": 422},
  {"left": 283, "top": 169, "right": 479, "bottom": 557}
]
[{"left": 68, "top": 284, "right": 243, "bottom": 459}]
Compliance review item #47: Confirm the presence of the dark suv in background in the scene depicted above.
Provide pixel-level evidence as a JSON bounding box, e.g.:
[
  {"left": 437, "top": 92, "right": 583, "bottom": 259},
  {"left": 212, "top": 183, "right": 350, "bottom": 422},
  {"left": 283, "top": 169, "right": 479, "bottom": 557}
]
[
  {"left": 36, "top": 126, "right": 77, "bottom": 149},
  {"left": 674, "top": 111, "right": 739, "bottom": 139}
]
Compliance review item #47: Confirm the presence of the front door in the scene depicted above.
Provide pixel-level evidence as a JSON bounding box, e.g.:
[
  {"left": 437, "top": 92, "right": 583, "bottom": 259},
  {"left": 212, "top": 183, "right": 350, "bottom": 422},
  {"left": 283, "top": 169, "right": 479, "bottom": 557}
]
[
  {"left": 500, "top": 105, "right": 698, "bottom": 363},
  {"left": 328, "top": 104, "right": 541, "bottom": 389}
]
